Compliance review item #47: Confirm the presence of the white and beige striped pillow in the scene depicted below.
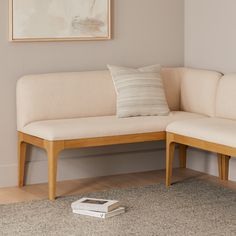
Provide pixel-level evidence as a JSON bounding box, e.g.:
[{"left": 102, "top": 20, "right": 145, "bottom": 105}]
[{"left": 107, "top": 64, "right": 170, "bottom": 118}]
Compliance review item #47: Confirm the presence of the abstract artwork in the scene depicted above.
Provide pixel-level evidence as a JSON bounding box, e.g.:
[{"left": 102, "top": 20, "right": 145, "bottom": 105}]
[{"left": 9, "top": 0, "right": 111, "bottom": 41}]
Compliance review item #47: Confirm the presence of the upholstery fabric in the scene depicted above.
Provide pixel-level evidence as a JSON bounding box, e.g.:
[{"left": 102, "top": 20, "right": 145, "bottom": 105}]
[
  {"left": 22, "top": 112, "right": 205, "bottom": 141},
  {"left": 180, "top": 68, "right": 222, "bottom": 116},
  {"left": 107, "top": 64, "right": 170, "bottom": 118},
  {"left": 167, "top": 118, "right": 236, "bottom": 148},
  {"left": 216, "top": 74, "right": 236, "bottom": 120},
  {"left": 16, "top": 71, "right": 117, "bottom": 130},
  {"left": 161, "top": 67, "right": 183, "bottom": 111},
  {"left": 17, "top": 68, "right": 181, "bottom": 131}
]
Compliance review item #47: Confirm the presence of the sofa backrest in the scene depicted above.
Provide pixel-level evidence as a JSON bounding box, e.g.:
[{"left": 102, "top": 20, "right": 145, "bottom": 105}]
[
  {"left": 180, "top": 68, "right": 222, "bottom": 117},
  {"left": 17, "top": 71, "right": 116, "bottom": 131},
  {"left": 216, "top": 74, "right": 236, "bottom": 120},
  {"left": 17, "top": 68, "right": 182, "bottom": 130},
  {"left": 161, "top": 67, "right": 183, "bottom": 111}
]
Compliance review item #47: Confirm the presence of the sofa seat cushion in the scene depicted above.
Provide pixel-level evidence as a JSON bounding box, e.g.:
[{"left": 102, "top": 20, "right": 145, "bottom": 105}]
[
  {"left": 21, "top": 112, "right": 205, "bottom": 141},
  {"left": 167, "top": 118, "right": 236, "bottom": 148}
]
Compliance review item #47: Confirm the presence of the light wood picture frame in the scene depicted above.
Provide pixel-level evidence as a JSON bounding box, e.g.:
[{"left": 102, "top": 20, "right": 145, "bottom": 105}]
[{"left": 9, "top": 0, "right": 111, "bottom": 42}]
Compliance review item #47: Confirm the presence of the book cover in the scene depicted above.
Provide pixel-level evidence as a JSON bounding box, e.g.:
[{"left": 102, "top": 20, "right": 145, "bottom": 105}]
[{"left": 71, "top": 197, "right": 120, "bottom": 213}]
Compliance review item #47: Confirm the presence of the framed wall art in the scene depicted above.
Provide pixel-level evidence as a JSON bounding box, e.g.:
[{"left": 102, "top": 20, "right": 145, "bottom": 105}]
[{"left": 9, "top": 0, "right": 111, "bottom": 42}]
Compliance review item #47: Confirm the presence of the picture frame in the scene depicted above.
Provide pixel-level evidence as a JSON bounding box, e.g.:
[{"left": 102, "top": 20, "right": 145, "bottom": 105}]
[{"left": 9, "top": 0, "right": 111, "bottom": 42}]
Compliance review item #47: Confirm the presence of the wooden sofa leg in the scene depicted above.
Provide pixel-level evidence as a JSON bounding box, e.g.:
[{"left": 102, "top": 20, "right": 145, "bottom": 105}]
[
  {"left": 218, "top": 154, "right": 231, "bottom": 181},
  {"left": 18, "top": 133, "right": 27, "bottom": 187},
  {"left": 218, "top": 154, "right": 223, "bottom": 180},
  {"left": 45, "top": 141, "right": 64, "bottom": 201},
  {"left": 166, "top": 134, "right": 175, "bottom": 187},
  {"left": 222, "top": 155, "right": 231, "bottom": 181},
  {"left": 179, "top": 144, "right": 187, "bottom": 168}
]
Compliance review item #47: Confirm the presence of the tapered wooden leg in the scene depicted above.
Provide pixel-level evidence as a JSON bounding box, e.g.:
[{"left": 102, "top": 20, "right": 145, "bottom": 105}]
[
  {"left": 218, "top": 154, "right": 231, "bottom": 181},
  {"left": 45, "top": 141, "right": 64, "bottom": 200},
  {"left": 179, "top": 144, "right": 187, "bottom": 168},
  {"left": 18, "top": 133, "right": 27, "bottom": 187},
  {"left": 166, "top": 136, "right": 175, "bottom": 187},
  {"left": 222, "top": 155, "right": 231, "bottom": 181},
  {"left": 217, "top": 154, "right": 223, "bottom": 180},
  {"left": 48, "top": 149, "right": 58, "bottom": 201}
]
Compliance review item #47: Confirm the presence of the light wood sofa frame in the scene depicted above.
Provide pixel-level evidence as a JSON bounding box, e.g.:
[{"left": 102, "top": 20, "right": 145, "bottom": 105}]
[
  {"left": 166, "top": 132, "right": 233, "bottom": 187},
  {"left": 19, "top": 131, "right": 189, "bottom": 200},
  {"left": 18, "top": 130, "right": 226, "bottom": 200}
]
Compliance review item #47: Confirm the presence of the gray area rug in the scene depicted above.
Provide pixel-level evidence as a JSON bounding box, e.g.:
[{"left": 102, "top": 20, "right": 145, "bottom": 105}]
[{"left": 0, "top": 179, "right": 236, "bottom": 236}]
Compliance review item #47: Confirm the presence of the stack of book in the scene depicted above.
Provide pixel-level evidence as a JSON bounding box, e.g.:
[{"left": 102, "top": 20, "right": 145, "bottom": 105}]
[{"left": 71, "top": 197, "right": 125, "bottom": 219}]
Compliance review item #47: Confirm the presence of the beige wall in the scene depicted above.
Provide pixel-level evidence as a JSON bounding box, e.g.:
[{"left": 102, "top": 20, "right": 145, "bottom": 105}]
[
  {"left": 0, "top": 0, "right": 184, "bottom": 187},
  {"left": 185, "top": 0, "right": 236, "bottom": 181},
  {"left": 185, "top": 0, "right": 236, "bottom": 73}
]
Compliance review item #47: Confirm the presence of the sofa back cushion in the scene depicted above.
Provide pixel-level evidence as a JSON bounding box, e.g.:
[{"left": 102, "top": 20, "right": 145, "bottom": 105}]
[
  {"left": 216, "top": 74, "right": 236, "bottom": 120},
  {"left": 17, "top": 68, "right": 182, "bottom": 130},
  {"left": 180, "top": 68, "right": 222, "bottom": 116},
  {"left": 161, "top": 67, "right": 183, "bottom": 111},
  {"left": 17, "top": 71, "right": 117, "bottom": 130}
]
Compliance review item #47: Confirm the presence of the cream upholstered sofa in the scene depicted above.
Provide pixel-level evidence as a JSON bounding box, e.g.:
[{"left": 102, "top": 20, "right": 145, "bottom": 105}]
[
  {"left": 166, "top": 73, "right": 236, "bottom": 186},
  {"left": 17, "top": 67, "right": 230, "bottom": 200}
]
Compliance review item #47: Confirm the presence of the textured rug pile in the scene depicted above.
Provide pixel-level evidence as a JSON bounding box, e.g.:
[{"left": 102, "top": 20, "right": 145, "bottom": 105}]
[{"left": 0, "top": 179, "right": 235, "bottom": 236}]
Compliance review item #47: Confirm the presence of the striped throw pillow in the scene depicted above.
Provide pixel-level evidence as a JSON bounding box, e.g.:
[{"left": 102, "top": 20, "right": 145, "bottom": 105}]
[{"left": 107, "top": 64, "right": 170, "bottom": 118}]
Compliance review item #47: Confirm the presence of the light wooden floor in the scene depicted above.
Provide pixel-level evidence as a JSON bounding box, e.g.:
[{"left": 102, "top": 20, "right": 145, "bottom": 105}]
[{"left": 0, "top": 168, "right": 235, "bottom": 205}]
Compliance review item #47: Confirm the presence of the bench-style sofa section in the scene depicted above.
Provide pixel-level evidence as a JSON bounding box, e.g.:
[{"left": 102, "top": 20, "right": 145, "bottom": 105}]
[
  {"left": 166, "top": 73, "right": 236, "bottom": 186},
  {"left": 17, "top": 67, "right": 224, "bottom": 200}
]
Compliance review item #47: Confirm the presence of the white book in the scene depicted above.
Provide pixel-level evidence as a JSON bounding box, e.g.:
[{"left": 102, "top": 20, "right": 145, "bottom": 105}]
[
  {"left": 71, "top": 198, "right": 120, "bottom": 213},
  {"left": 73, "top": 207, "right": 125, "bottom": 219}
]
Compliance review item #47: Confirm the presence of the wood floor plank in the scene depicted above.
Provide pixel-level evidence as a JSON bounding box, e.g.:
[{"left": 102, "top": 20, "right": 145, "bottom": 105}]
[{"left": 0, "top": 168, "right": 235, "bottom": 204}]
